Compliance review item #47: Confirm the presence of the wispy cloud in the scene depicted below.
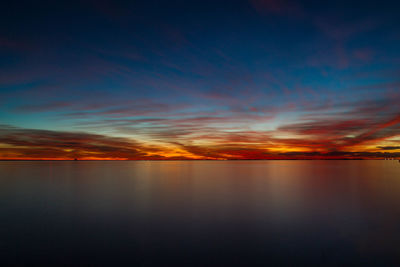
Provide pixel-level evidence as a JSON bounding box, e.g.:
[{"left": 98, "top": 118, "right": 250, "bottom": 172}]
[{"left": 0, "top": 125, "right": 175, "bottom": 160}]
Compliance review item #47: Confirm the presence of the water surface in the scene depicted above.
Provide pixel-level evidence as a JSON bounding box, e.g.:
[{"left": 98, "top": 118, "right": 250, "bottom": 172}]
[{"left": 1, "top": 160, "right": 400, "bottom": 265}]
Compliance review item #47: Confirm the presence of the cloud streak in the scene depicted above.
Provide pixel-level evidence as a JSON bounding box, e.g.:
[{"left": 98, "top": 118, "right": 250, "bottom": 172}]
[
  {"left": 1, "top": 119, "right": 399, "bottom": 160},
  {"left": 0, "top": 125, "right": 182, "bottom": 160}
]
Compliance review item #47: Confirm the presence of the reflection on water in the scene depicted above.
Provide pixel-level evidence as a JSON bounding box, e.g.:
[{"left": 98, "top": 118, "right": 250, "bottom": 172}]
[{"left": 1, "top": 160, "right": 400, "bottom": 265}]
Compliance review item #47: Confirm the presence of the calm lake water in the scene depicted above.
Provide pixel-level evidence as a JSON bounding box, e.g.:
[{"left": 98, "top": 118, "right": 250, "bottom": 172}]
[{"left": 1, "top": 160, "right": 400, "bottom": 266}]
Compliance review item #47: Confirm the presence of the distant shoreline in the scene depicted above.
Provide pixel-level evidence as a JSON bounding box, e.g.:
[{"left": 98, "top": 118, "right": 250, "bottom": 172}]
[{"left": 0, "top": 158, "right": 386, "bottom": 161}]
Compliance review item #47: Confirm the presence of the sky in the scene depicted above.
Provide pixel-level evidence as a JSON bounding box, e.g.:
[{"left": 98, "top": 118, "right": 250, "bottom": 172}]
[{"left": 1, "top": 0, "right": 400, "bottom": 160}]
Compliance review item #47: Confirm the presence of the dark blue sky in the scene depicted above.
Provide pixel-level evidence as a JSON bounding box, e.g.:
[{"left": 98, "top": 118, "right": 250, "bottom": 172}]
[{"left": 1, "top": 0, "right": 400, "bottom": 159}]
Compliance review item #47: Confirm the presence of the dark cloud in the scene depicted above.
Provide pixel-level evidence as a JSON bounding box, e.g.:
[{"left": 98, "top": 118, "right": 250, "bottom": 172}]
[
  {"left": 377, "top": 146, "right": 400, "bottom": 151},
  {"left": 250, "top": 0, "right": 305, "bottom": 16},
  {"left": 0, "top": 125, "right": 169, "bottom": 160},
  {"left": 1, "top": 124, "right": 400, "bottom": 160}
]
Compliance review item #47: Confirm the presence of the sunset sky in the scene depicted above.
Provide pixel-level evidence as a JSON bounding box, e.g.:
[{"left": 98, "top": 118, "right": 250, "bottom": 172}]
[{"left": 1, "top": 0, "right": 400, "bottom": 160}]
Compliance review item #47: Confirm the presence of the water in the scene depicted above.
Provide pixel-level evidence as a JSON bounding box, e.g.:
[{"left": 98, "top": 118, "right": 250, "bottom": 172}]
[{"left": 1, "top": 160, "right": 400, "bottom": 265}]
